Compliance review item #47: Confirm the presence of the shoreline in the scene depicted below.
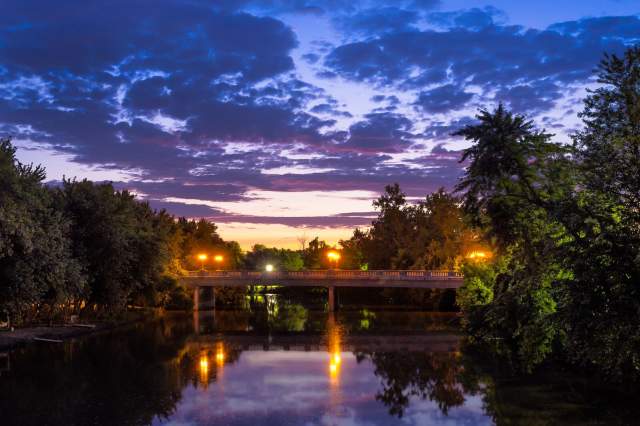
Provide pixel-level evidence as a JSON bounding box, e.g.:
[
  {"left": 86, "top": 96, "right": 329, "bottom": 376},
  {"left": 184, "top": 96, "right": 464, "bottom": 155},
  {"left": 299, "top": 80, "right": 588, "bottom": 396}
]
[{"left": 0, "top": 310, "right": 167, "bottom": 351}]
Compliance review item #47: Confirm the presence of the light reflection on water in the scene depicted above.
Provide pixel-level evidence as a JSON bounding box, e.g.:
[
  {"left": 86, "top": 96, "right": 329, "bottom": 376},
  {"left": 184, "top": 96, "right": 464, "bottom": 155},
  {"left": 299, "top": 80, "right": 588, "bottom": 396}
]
[
  {"left": 1, "top": 297, "right": 639, "bottom": 425},
  {"left": 156, "top": 310, "right": 483, "bottom": 426}
]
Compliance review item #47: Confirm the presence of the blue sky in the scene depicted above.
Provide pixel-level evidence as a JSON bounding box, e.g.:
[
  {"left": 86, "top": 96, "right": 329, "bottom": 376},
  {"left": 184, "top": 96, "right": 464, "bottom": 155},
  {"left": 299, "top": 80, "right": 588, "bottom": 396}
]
[{"left": 1, "top": 0, "right": 639, "bottom": 248}]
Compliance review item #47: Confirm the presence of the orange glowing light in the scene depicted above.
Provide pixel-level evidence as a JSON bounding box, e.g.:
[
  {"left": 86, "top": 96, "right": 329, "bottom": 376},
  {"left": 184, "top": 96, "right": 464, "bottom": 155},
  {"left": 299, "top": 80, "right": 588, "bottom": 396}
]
[
  {"left": 199, "top": 355, "right": 209, "bottom": 375},
  {"left": 329, "top": 352, "right": 341, "bottom": 383},
  {"left": 467, "top": 250, "right": 491, "bottom": 260},
  {"left": 216, "top": 350, "right": 225, "bottom": 365},
  {"left": 327, "top": 251, "right": 341, "bottom": 261},
  {"left": 197, "top": 254, "right": 208, "bottom": 261},
  {"left": 214, "top": 255, "right": 223, "bottom": 262}
]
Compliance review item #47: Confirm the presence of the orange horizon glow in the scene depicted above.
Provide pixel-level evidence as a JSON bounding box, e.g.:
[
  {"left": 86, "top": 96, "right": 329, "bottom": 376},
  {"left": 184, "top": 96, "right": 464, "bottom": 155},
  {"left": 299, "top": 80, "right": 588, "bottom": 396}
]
[{"left": 215, "top": 222, "right": 354, "bottom": 251}]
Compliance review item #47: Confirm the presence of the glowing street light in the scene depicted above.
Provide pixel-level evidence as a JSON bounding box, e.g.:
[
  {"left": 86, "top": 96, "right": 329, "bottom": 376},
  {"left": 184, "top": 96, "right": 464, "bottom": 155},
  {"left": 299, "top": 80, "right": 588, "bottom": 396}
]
[
  {"left": 327, "top": 251, "right": 341, "bottom": 269},
  {"left": 213, "top": 254, "right": 224, "bottom": 271},
  {"left": 197, "top": 253, "right": 208, "bottom": 270},
  {"left": 265, "top": 264, "right": 274, "bottom": 272},
  {"left": 467, "top": 250, "right": 491, "bottom": 261}
]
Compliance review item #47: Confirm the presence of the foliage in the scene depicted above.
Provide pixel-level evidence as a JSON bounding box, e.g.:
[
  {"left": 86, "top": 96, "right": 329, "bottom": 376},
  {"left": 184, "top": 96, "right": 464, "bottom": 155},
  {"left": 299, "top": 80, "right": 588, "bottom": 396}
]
[
  {"left": 341, "top": 184, "right": 474, "bottom": 270},
  {"left": 557, "top": 46, "right": 640, "bottom": 381},
  {"left": 302, "top": 237, "right": 330, "bottom": 269},
  {"left": 455, "top": 46, "right": 640, "bottom": 382},
  {"left": 243, "top": 244, "right": 304, "bottom": 271},
  {"left": 0, "top": 138, "right": 85, "bottom": 324},
  {"left": 453, "top": 104, "right": 571, "bottom": 371},
  {"left": 456, "top": 261, "right": 496, "bottom": 312},
  {"left": 0, "top": 137, "right": 240, "bottom": 322}
]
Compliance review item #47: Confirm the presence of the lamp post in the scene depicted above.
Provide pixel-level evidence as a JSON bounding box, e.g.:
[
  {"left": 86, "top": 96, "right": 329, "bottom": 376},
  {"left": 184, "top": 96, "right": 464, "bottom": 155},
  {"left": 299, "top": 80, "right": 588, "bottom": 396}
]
[{"left": 197, "top": 253, "right": 208, "bottom": 271}]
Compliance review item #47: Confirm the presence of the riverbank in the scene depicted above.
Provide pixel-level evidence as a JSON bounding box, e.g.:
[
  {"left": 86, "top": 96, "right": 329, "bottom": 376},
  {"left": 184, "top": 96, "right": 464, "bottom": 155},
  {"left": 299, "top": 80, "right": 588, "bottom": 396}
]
[{"left": 0, "top": 309, "right": 164, "bottom": 351}]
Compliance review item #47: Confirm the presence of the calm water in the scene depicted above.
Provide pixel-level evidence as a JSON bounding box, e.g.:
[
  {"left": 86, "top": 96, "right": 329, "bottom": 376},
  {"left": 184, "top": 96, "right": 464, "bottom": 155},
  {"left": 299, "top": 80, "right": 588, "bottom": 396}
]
[{"left": 1, "top": 293, "right": 638, "bottom": 425}]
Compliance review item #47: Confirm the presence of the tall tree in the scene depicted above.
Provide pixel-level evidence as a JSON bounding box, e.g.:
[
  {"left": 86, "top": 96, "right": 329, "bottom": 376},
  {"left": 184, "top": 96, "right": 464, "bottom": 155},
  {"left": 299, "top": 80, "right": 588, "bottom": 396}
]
[
  {"left": 454, "top": 106, "right": 570, "bottom": 371},
  {"left": 558, "top": 46, "right": 640, "bottom": 380},
  {"left": 0, "top": 138, "right": 85, "bottom": 323}
]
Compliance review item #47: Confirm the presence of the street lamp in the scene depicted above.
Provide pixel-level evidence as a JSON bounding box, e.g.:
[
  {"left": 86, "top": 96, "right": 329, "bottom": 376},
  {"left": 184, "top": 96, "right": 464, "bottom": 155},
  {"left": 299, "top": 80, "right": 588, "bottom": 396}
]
[
  {"left": 265, "top": 264, "right": 274, "bottom": 272},
  {"left": 327, "top": 251, "right": 341, "bottom": 269},
  {"left": 214, "top": 255, "right": 223, "bottom": 270},
  {"left": 197, "top": 253, "right": 208, "bottom": 271},
  {"left": 466, "top": 250, "right": 492, "bottom": 261}
]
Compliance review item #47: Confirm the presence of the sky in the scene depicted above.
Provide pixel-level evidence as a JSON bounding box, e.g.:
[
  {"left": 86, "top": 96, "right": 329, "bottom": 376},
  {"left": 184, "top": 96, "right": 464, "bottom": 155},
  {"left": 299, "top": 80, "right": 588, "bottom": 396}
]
[{"left": 1, "top": 1, "right": 639, "bottom": 249}]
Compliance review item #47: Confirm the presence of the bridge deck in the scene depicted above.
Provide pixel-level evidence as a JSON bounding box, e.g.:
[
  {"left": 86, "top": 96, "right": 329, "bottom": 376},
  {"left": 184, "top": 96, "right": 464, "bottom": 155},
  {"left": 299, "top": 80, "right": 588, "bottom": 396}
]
[{"left": 180, "top": 270, "right": 464, "bottom": 289}]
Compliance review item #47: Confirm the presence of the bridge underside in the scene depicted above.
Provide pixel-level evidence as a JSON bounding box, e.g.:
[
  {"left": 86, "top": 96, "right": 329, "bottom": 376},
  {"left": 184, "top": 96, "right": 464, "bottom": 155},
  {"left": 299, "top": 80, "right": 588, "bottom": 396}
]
[
  {"left": 187, "top": 333, "right": 461, "bottom": 353},
  {"left": 180, "top": 277, "right": 462, "bottom": 289}
]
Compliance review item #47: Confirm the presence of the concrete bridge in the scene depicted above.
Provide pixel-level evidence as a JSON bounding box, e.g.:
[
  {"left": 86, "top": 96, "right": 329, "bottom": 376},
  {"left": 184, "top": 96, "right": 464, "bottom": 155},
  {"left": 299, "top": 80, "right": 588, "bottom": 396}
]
[{"left": 180, "top": 270, "right": 464, "bottom": 311}]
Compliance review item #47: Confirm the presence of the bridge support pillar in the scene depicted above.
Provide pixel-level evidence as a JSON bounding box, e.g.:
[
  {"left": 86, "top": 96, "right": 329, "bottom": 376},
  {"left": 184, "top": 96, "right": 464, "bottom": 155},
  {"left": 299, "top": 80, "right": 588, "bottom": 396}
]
[
  {"left": 193, "top": 309, "right": 200, "bottom": 334},
  {"left": 193, "top": 286, "right": 200, "bottom": 311},
  {"left": 328, "top": 286, "right": 335, "bottom": 312}
]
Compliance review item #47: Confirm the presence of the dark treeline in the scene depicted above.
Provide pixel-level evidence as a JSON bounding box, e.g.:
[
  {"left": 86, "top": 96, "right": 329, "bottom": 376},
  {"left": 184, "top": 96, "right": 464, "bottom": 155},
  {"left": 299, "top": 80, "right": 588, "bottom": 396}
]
[
  {"left": 454, "top": 47, "right": 640, "bottom": 383},
  {"left": 338, "top": 185, "right": 475, "bottom": 270},
  {"left": 0, "top": 140, "right": 252, "bottom": 324},
  {"left": 0, "top": 135, "right": 465, "bottom": 324}
]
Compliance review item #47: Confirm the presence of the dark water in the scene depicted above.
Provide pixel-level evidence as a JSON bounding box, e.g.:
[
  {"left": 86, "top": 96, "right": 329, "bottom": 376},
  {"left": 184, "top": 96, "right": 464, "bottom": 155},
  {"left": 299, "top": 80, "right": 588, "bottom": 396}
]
[{"left": 1, "top": 293, "right": 638, "bottom": 425}]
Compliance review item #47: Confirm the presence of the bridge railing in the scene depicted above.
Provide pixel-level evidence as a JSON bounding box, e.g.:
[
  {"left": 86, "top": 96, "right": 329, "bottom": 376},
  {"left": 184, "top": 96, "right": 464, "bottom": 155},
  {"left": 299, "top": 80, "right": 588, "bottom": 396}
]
[{"left": 184, "top": 270, "right": 463, "bottom": 281}]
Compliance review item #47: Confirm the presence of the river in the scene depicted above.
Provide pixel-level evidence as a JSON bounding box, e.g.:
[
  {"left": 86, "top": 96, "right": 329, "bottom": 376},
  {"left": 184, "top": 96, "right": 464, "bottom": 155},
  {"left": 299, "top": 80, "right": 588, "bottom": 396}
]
[{"left": 0, "top": 290, "right": 637, "bottom": 425}]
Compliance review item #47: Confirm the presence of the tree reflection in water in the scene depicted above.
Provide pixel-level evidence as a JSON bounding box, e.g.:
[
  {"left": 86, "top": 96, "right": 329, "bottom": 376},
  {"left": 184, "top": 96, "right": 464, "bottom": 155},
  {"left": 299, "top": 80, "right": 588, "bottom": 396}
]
[
  {"left": 359, "top": 341, "right": 640, "bottom": 425},
  {"left": 3, "top": 307, "right": 640, "bottom": 425},
  {"left": 356, "top": 350, "right": 467, "bottom": 417},
  {"left": 0, "top": 315, "right": 194, "bottom": 425}
]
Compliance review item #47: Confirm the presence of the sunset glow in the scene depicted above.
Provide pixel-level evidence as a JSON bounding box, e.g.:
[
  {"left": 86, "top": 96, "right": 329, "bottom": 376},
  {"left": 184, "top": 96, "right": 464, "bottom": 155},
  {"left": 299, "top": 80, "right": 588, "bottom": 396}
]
[{"left": 6, "top": 1, "right": 636, "bottom": 245}]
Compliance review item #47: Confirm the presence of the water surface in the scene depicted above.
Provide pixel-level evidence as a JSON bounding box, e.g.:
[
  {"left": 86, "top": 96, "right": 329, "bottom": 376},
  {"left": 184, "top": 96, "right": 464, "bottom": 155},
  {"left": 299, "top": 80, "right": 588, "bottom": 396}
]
[{"left": 0, "top": 294, "right": 637, "bottom": 425}]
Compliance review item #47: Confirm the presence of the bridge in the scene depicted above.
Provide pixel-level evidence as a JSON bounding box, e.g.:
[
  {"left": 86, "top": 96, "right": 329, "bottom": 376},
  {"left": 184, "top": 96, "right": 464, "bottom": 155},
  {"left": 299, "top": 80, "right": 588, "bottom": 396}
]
[
  {"left": 187, "top": 332, "right": 461, "bottom": 354},
  {"left": 180, "top": 270, "right": 464, "bottom": 311}
]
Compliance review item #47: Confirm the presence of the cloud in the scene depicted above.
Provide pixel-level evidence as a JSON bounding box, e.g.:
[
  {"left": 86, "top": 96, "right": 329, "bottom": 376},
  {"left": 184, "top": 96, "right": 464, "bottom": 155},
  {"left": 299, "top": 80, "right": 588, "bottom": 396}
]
[
  {"left": 2, "top": 1, "right": 639, "bottom": 229},
  {"left": 0, "top": 1, "right": 342, "bottom": 184},
  {"left": 341, "top": 112, "right": 414, "bottom": 153},
  {"left": 415, "top": 84, "right": 474, "bottom": 113},
  {"left": 323, "top": 15, "right": 640, "bottom": 94},
  {"left": 494, "top": 80, "right": 563, "bottom": 114},
  {"left": 428, "top": 6, "right": 507, "bottom": 30},
  {"left": 335, "top": 7, "right": 420, "bottom": 35},
  {"left": 422, "top": 117, "right": 477, "bottom": 140}
]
